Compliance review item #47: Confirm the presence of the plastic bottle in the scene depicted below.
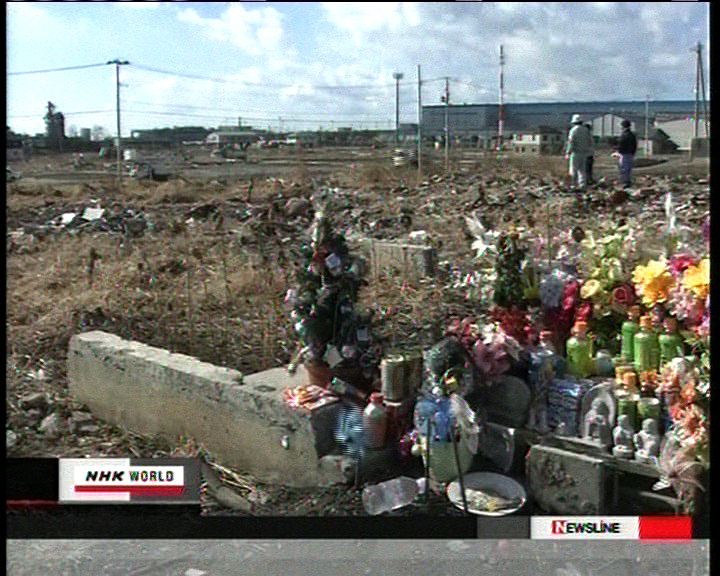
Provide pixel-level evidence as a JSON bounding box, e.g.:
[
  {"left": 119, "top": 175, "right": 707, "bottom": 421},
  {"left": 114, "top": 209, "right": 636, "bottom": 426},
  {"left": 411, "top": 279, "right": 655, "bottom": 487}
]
[
  {"left": 620, "top": 306, "right": 641, "bottom": 362},
  {"left": 566, "top": 321, "right": 593, "bottom": 378},
  {"left": 658, "top": 317, "right": 684, "bottom": 369},
  {"left": 362, "top": 476, "right": 426, "bottom": 515},
  {"left": 633, "top": 316, "right": 658, "bottom": 374},
  {"left": 363, "top": 392, "right": 388, "bottom": 449}
]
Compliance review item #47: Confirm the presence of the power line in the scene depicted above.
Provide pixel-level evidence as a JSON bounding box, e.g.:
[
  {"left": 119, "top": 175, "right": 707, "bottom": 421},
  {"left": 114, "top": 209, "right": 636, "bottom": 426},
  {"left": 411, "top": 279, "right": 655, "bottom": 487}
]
[
  {"left": 7, "top": 109, "right": 115, "bottom": 119},
  {"left": 124, "top": 99, "right": 394, "bottom": 117},
  {"left": 122, "top": 109, "right": 391, "bottom": 126},
  {"left": 131, "top": 62, "right": 448, "bottom": 90},
  {"left": 8, "top": 62, "right": 109, "bottom": 76}
]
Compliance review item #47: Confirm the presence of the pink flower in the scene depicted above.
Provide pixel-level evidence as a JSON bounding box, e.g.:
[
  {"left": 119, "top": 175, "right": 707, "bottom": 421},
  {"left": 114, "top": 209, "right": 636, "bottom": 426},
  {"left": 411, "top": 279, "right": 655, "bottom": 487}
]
[{"left": 669, "top": 254, "right": 697, "bottom": 278}]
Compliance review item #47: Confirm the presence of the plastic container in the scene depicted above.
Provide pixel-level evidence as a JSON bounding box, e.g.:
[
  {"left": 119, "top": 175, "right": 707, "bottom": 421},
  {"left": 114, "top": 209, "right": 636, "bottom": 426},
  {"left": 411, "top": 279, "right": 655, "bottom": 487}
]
[
  {"left": 362, "top": 476, "right": 426, "bottom": 515},
  {"left": 620, "top": 306, "right": 641, "bottom": 362},
  {"left": 658, "top": 317, "right": 684, "bottom": 369},
  {"left": 633, "top": 316, "right": 658, "bottom": 374},
  {"left": 566, "top": 321, "right": 594, "bottom": 378},
  {"left": 363, "top": 393, "right": 388, "bottom": 448}
]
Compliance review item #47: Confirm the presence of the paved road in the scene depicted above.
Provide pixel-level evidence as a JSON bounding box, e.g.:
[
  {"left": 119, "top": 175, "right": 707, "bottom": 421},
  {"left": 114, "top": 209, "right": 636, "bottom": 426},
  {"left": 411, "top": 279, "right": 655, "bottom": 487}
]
[{"left": 7, "top": 540, "right": 708, "bottom": 576}]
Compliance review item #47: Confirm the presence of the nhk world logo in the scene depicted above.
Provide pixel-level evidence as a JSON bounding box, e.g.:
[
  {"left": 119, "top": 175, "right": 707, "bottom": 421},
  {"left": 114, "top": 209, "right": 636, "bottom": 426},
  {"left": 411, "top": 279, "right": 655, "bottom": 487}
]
[{"left": 59, "top": 458, "right": 200, "bottom": 503}]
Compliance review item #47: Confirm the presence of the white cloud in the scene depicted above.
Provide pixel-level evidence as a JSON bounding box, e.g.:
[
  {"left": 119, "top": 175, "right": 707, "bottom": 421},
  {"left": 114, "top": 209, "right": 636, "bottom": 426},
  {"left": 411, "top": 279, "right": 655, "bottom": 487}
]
[
  {"left": 321, "top": 2, "right": 421, "bottom": 41},
  {"left": 115, "top": 1, "right": 160, "bottom": 9},
  {"left": 177, "top": 4, "right": 284, "bottom": 57}
]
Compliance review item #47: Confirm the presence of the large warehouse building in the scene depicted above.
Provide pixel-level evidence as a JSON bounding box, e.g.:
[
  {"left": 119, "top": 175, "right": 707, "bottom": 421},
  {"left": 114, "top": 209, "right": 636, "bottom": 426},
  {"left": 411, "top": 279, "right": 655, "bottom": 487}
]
[{"left": 421, "top": 100, "right": 700, "bottom": 147}]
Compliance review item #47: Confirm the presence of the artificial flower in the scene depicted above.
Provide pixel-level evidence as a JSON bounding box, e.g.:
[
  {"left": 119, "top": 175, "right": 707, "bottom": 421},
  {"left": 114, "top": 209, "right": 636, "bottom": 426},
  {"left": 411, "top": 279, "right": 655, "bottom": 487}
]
[
  {"left": 580, "top": 279, "right": 602, "bottom": 300},
  {"left": 575, "top": 302, "right": 593, "bottom": 322},
  {"left": 612, "top": 284, "right": 636, "bottom": 308},
  {"left": 682, "top": 259, "right": 710, "bottom": 300},
  {"left": 669, "top": 254, "right": 696, "bottom": 278},
  {"left": 632, "top": 259, "right": 675, "bottom": 307}
]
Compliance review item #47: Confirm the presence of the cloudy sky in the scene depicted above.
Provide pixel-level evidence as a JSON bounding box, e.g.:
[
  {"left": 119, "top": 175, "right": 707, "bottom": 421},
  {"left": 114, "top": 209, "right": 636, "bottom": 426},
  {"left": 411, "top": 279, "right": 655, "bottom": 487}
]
[{"left": 6, "top": 1, "right": 710, "bottom": 136}]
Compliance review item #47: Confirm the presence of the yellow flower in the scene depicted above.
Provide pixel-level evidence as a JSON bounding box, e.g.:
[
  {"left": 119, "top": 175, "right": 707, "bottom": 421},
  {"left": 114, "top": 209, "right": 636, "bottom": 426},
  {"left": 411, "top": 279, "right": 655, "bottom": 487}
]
[
  {"left": 581, "top": 279, "right": 602, "bottom": 300},
  {"left": 632, "top": 259, "right": 675, "bottom": 307},
  {"left": 683, "top": 259, "right": 710, "bottom": 299}
]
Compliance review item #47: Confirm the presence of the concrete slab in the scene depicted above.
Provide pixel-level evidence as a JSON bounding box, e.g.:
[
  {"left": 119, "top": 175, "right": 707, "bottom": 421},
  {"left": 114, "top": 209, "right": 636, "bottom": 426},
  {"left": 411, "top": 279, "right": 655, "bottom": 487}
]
[
  {"left": 67, "top": 331, "right": 351, "bottom": 487},
  {"left": 358, "top": 239, "right": 437, "bottom": 278}
]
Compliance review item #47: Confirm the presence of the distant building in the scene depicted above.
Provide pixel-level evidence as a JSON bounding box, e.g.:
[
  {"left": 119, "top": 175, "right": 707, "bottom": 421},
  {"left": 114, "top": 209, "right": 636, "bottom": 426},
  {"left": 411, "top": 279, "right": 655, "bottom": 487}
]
[
  {"left": 205, "top": 129, "right": 262, "bottom": 148},
  {"left": 6, "top": 129, "right": 31, "bottom": 162},
  {"left": 589, "top": 113, "right": 641, "bottom": 139},
  {"left": 638, "top": 127, "right": 679, "bottom": 156},
  {"left": 654, "top": 118, "right": 710, "bottom": 151},
  {"left": 130, "top": 126, "right": 212, "bottom": 146},
  {"left": 421, "top": 100, "right": 700, "bottom": 144},
  {"left": 512, "top": 126, "right": 564, "bottom": 155}
]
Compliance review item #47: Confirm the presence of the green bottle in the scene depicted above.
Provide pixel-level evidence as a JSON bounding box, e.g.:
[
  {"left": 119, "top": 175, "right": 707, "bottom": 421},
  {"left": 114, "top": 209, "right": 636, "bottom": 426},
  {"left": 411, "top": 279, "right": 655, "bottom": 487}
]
[
  {"left": 633, "top": 315, "right": 658, "bottom": 374},
  {"left": 620, "top": 305, "right": 641, "bottom": 362},
  {"left": 566, "top": 321, "right": 594, "bottom": 378},
  {"left": 658, "top": 317, "right": 684, "bottom": 369}
]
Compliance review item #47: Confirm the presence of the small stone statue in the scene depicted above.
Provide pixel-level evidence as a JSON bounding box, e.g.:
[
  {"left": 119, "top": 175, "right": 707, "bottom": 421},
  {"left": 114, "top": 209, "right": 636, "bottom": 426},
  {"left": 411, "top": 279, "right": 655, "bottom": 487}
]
[
  {"left": 633, "top": 418, "right": 661, "bottom": 463},
  {"left": 612, "top": 414, "right": 635, "bottom": 459},
  {"left": 583, "top": 398, "right": 612, "bottom": 448}
]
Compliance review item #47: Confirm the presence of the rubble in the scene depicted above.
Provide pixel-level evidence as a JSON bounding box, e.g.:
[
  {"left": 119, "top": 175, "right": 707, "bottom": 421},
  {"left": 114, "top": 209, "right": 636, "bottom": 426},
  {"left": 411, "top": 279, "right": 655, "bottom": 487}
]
[
  {"left": 39, "top": 413, "right": 60, "bottom": 438},
  {"left": 7, "top": 429, "right": 18, "bottom": 449},
  {"left": 19, "top": 392, "right": 48, "bottom": 411}
]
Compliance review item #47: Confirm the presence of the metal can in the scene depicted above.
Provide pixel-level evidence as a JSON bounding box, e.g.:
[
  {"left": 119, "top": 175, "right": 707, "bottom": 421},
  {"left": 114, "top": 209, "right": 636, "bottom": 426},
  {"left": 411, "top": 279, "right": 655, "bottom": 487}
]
[
  {"left": 380, "top": 355, "right": 406, "bottom": 402},
  {"left": 403, "top": 350, "right": 424, "bottom": 397}
]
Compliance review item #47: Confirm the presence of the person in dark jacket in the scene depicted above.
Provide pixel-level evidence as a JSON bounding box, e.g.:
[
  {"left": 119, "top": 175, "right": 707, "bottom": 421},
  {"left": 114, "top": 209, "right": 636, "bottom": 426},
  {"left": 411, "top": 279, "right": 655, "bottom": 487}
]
[
  {"left": 584, "top": 123, "right": 595, "bottom": 185},
  {"left": 616, "top": 119, "right": 637, "bottom": 189}
]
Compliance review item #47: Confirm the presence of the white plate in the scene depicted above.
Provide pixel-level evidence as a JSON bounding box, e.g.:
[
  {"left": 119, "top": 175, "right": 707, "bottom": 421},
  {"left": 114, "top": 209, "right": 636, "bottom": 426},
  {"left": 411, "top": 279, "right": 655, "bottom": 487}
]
[{"left": 446, "top": 472, "right": 527, "bottom": 516}]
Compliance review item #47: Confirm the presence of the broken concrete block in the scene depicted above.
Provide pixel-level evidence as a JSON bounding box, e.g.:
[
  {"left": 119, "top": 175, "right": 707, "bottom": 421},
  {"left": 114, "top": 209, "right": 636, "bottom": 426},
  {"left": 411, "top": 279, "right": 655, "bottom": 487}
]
[
  {"left": 68, "top": 331, "right": 347, "bottom": 487},
  {"left": 19, "top": 392, "right": 48, "bottom": 410},
  {"left": 527, "top": 444, "right": 607, "bottom": 514},
  {"left": 7, "top": 430, "right": 17, "bottom": 449},
  {"left": 39, "top": 413, "right": 60, "bottom": 438},
  {"left": 359, "top": 239, "right": 437, "bottom": 278}
]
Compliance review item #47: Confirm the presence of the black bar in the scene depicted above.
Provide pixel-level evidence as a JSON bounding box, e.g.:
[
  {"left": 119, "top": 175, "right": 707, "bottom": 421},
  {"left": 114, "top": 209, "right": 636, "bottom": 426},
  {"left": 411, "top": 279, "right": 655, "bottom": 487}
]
[
  {"left": 7, "top": 508, "right": 478, "bottom": 539},
  {"left": 6, "top": 458, "right": 59, "bottom": 501}
]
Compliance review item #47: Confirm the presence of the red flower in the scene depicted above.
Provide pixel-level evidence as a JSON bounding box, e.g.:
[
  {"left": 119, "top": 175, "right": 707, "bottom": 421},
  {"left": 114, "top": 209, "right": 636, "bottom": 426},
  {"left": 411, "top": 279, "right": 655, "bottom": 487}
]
[
  {"left": 669, "top": 254, "right": 697, "bottom": 278},
  {"left": 576, "top": 302, "right": 593, "bottom": 322},
  {"left": 612, "top": 284, "right": 636, "bottom": 307}
]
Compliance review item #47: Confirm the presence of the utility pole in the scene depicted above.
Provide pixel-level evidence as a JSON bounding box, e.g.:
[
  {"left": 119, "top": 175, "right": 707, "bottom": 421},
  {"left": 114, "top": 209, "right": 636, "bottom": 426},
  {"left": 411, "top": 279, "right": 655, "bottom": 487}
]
[
  {"left": 107, "top": 59, "right": 129, "bottom": 186},
  {"left": 498, "top": 44, "right": 505, "bottom": 154},
  {"left": 393, "top": 72, "right": 404, "bottom": 146},
  {"left": 442, "top": 76, "right": 450, "bottom": 173},
  {"left": 644, "top": 94, "right": 650, "bottom": 157},
  {"left": 417, "top": 64, "right": 422, "bottom": 177},
  {"left": 697, "top": 42, "right": 709, "bottom": 138},
  {"left": 693, "top": 43, "right": 700, "bottom": 139}
]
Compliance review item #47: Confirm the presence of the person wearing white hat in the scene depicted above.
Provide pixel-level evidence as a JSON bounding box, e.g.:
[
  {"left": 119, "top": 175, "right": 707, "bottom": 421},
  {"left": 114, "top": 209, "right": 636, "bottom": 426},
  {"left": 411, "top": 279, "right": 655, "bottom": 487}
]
[{"left": 565, "top": 114, "right": 593, "bottom": 195}]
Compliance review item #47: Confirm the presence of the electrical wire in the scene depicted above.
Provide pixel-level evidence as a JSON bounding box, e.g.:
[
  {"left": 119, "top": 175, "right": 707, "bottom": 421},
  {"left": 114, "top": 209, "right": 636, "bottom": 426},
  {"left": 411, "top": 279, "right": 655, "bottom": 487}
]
[
  {"left": 7, "top": 109, "right": 115, "bottom": 119},
  {"left": 122, "top": 109, "right": 391, "bottom": 126},
  {"left": 7, "top": 62, "right": 110, "bottom": 76},
  {"left": 130, "top": 63, "right": 448, "bottom": 91},
  {"left": 124, "top": 99, "right": 395, "bottom": 117}
]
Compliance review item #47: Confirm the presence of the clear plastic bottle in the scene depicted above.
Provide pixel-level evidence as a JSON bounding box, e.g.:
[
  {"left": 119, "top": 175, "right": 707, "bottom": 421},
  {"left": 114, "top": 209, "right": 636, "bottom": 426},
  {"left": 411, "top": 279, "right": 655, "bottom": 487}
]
[{"left": 362, "top": 476, "right": 427, "bottom": 515}]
